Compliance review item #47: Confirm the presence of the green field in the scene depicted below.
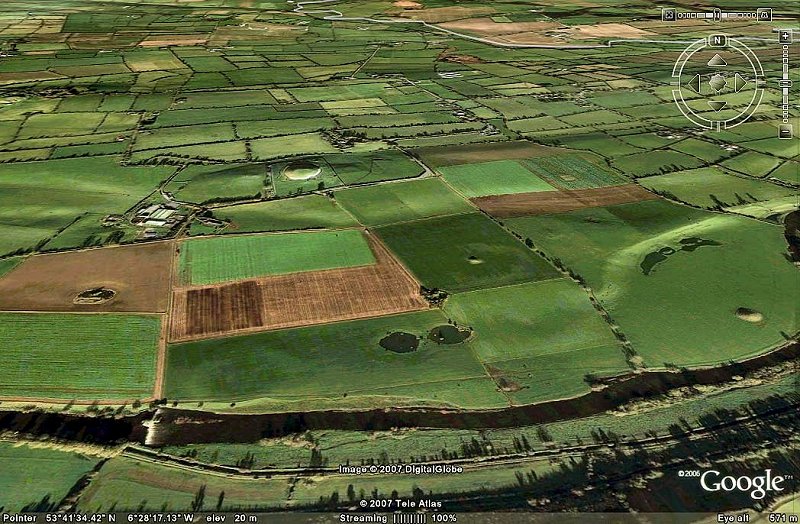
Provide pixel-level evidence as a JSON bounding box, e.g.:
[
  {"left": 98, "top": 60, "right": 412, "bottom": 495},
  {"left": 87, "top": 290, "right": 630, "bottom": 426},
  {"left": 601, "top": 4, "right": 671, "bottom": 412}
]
[
  {"left": 521, "top": 154, "right": 628, "bottom": 189},
  {"left": 335, "top": 178, "right": 473, "bottom": 227},
  {"left": 179, "top": 89, "right": 276, "bottom": 108},
  {"left": 42, "top": 213, "right": 137, "bottom": 252},
  {"left": 250, "top": 133, "right": 337, "bottom": 161},
  {"left": 590, "top": 91, "right": 662, "bottom": 109},
  {"left": 445, "top": 279, "right": 628, "bottom": 403},
  {"left": 287, "top": 460, "right": 559, "bottom": 506},
  {"left": 505, "top": 200, "right": 798, "bottom": 367},
  {"left": 639, "top": 167, "right": 796, "bottom": 208},
  {"left": 179, "top": 229, "right": 375, "bottom": 285},
  {"left": 768, "top": 161, "right": 800, "bottom": 186},
  {"left": 324, "top": 150, "right": 424, "bottom": 185},
  {"left": 726, "top": 196, "right": 800, "bottom": 219},
  {"left": 721, "top": 151, "right": 783, "bottom": 178},
  {"left": 51, "top": 140, "right": 129, "bottom": 159},
  {"left": 507, "top": 115, "right": 569, "bottom": 134},
  {"left": 559, "top": 109, "right": 630, "bottom": 127},
  {"left": 0, "top": 443, "right": 100, "bottom": 511},
  {"left": 480, "top": 96, "right": 585, "bottom": 119},
  {"left": 437, "top": 160, "right": 556, "bottom": 197},
  {"left": 0, "top": 157, "right": 174, "bottom": 256},
  {"left": 77, "top": 456, "right": 290, "bottom": 512},
  {"left": 742, "top": 134, "right": 800, "bottom": 158},
  {"left": 78, "top": 452, "right": 562, "bottom": 511},
  {"left": 619, "top": 132, "right": 683, "bottom": 150},
  {"left": 669, "top": 138, "right": 732, "bottom": 164},
  {"left": 549, "top": 132, "right": 643, "bottom": 157},
  {"left": 271, "top": 158, "right": 343, "bottom": 197},
  {"left": 611, "top": 150, "right": 704, "bottom": 178},
  {"left": 166, "top": 164, "right": 266, "bottom": 204},
  {"left": 0, "top": 256, "right": 22, "bottom": 277},
  {"left": 18, "top": 112, "right": 108, "bottom": 139},
  {"left": 165, "top": 309, "right": 506, "bottom": 409},
  {"left": 0, "top": 313, "right": 160, "bottom": 399},
  {"left": 130, "top": 142, "right": 249, "bottom": 163},
  {"left": 445, "top": 279, "right": 619, "bottom": 362},
  {"left": 160, "top": 442, "right": 309, "bottom": 470},
  {"left": 213, "top": 195, "right": 357, "bottom": 234},
  {"left": 236, "top": 117, "right": 335, "bottom": 139},
  {"left": 289, "top": 82, "right": 391, "bottom": 103},
  {"left": 0, "top": 0, "right": 797, "bottom": 508},
  {"left": 377, "top": 213, "right": 559, "bottom": 293},
  {"left": 133, "top": 123, "right": 236, "bottom": 151}
]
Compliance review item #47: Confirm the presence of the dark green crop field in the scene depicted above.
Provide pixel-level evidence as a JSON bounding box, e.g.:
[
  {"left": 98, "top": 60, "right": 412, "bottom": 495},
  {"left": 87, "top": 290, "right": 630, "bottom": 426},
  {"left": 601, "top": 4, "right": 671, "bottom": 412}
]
[
  {"left": 335, "top": 177, "right": 474, "bottom": 226},
  {"left": 0, "top": 443, "right": 100, "bottom": 512},
  {"left": 212, "top": 195, "right": 358, "bottom": 234},
  {"left": 0, "top": 313, "right": 161, "bottom": 399},
  {"left": 165, "top": 309, "right": 507, "bottom": 410},
  {"left": 377, "top": 213, "right": 560, "bottom": 293}
]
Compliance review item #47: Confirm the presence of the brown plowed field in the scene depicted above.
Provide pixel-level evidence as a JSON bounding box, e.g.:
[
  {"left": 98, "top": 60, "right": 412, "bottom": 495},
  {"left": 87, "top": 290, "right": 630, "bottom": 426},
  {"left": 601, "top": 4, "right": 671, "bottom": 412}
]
[
  {"left": 0, "top": 242, "right": 174, "bottom": 313},
  {"left": 175, "top": 281, "right": 265, "bottom": 338},
  {"left": 169, "top": 234, "right": 427, "bottom": 341},
  {"left": 472, "top": 184, "right": 658, "bottom": 217}
]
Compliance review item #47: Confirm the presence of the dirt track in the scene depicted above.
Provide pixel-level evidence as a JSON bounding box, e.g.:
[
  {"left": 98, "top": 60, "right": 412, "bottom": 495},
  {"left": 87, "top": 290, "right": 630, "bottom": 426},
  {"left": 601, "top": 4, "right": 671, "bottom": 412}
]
[
  {"left": 169, "top": 233, "right": 427, "bottom": 341},
  {"left": 0, "top": 241, "right": 174, "bottom": 313},
  {"left": 473, "top": 184, "right": 658, "bottom": 217}
]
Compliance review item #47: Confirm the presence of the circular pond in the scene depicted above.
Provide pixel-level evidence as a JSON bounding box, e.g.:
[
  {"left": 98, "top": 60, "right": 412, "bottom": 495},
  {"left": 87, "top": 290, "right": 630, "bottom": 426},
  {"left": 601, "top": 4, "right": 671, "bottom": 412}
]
[
  {"left": 380, "top": 332, "right": 420, "bottom": 353},
  {"left": 427, "top": 325, "right": 472, "bottom": 344}
]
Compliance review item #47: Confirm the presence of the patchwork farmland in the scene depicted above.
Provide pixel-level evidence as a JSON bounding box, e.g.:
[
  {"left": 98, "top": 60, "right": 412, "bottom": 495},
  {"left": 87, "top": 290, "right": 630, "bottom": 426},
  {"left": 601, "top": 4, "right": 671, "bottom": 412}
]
[
  {"left": 0, "top": 312, "right": 161, "bottom": 400},
  {"left": 170, "top": 234, "right": 428, "bottom": 340},
  {"left": 177, "top": 229, "right": 376, "bottom": 285},
  {"left": 0, "top": 0, "right": 797, "bottom": 514}
]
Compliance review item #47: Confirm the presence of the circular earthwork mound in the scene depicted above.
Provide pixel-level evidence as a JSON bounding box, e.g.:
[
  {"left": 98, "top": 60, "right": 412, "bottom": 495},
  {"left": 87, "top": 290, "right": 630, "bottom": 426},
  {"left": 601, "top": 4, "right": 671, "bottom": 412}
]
[
  {"left": 283, "top": 160, "right": 322, "bottom": 180},
  {"left": 735, "top": 307, "right": 764, "bottom": 323}
]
